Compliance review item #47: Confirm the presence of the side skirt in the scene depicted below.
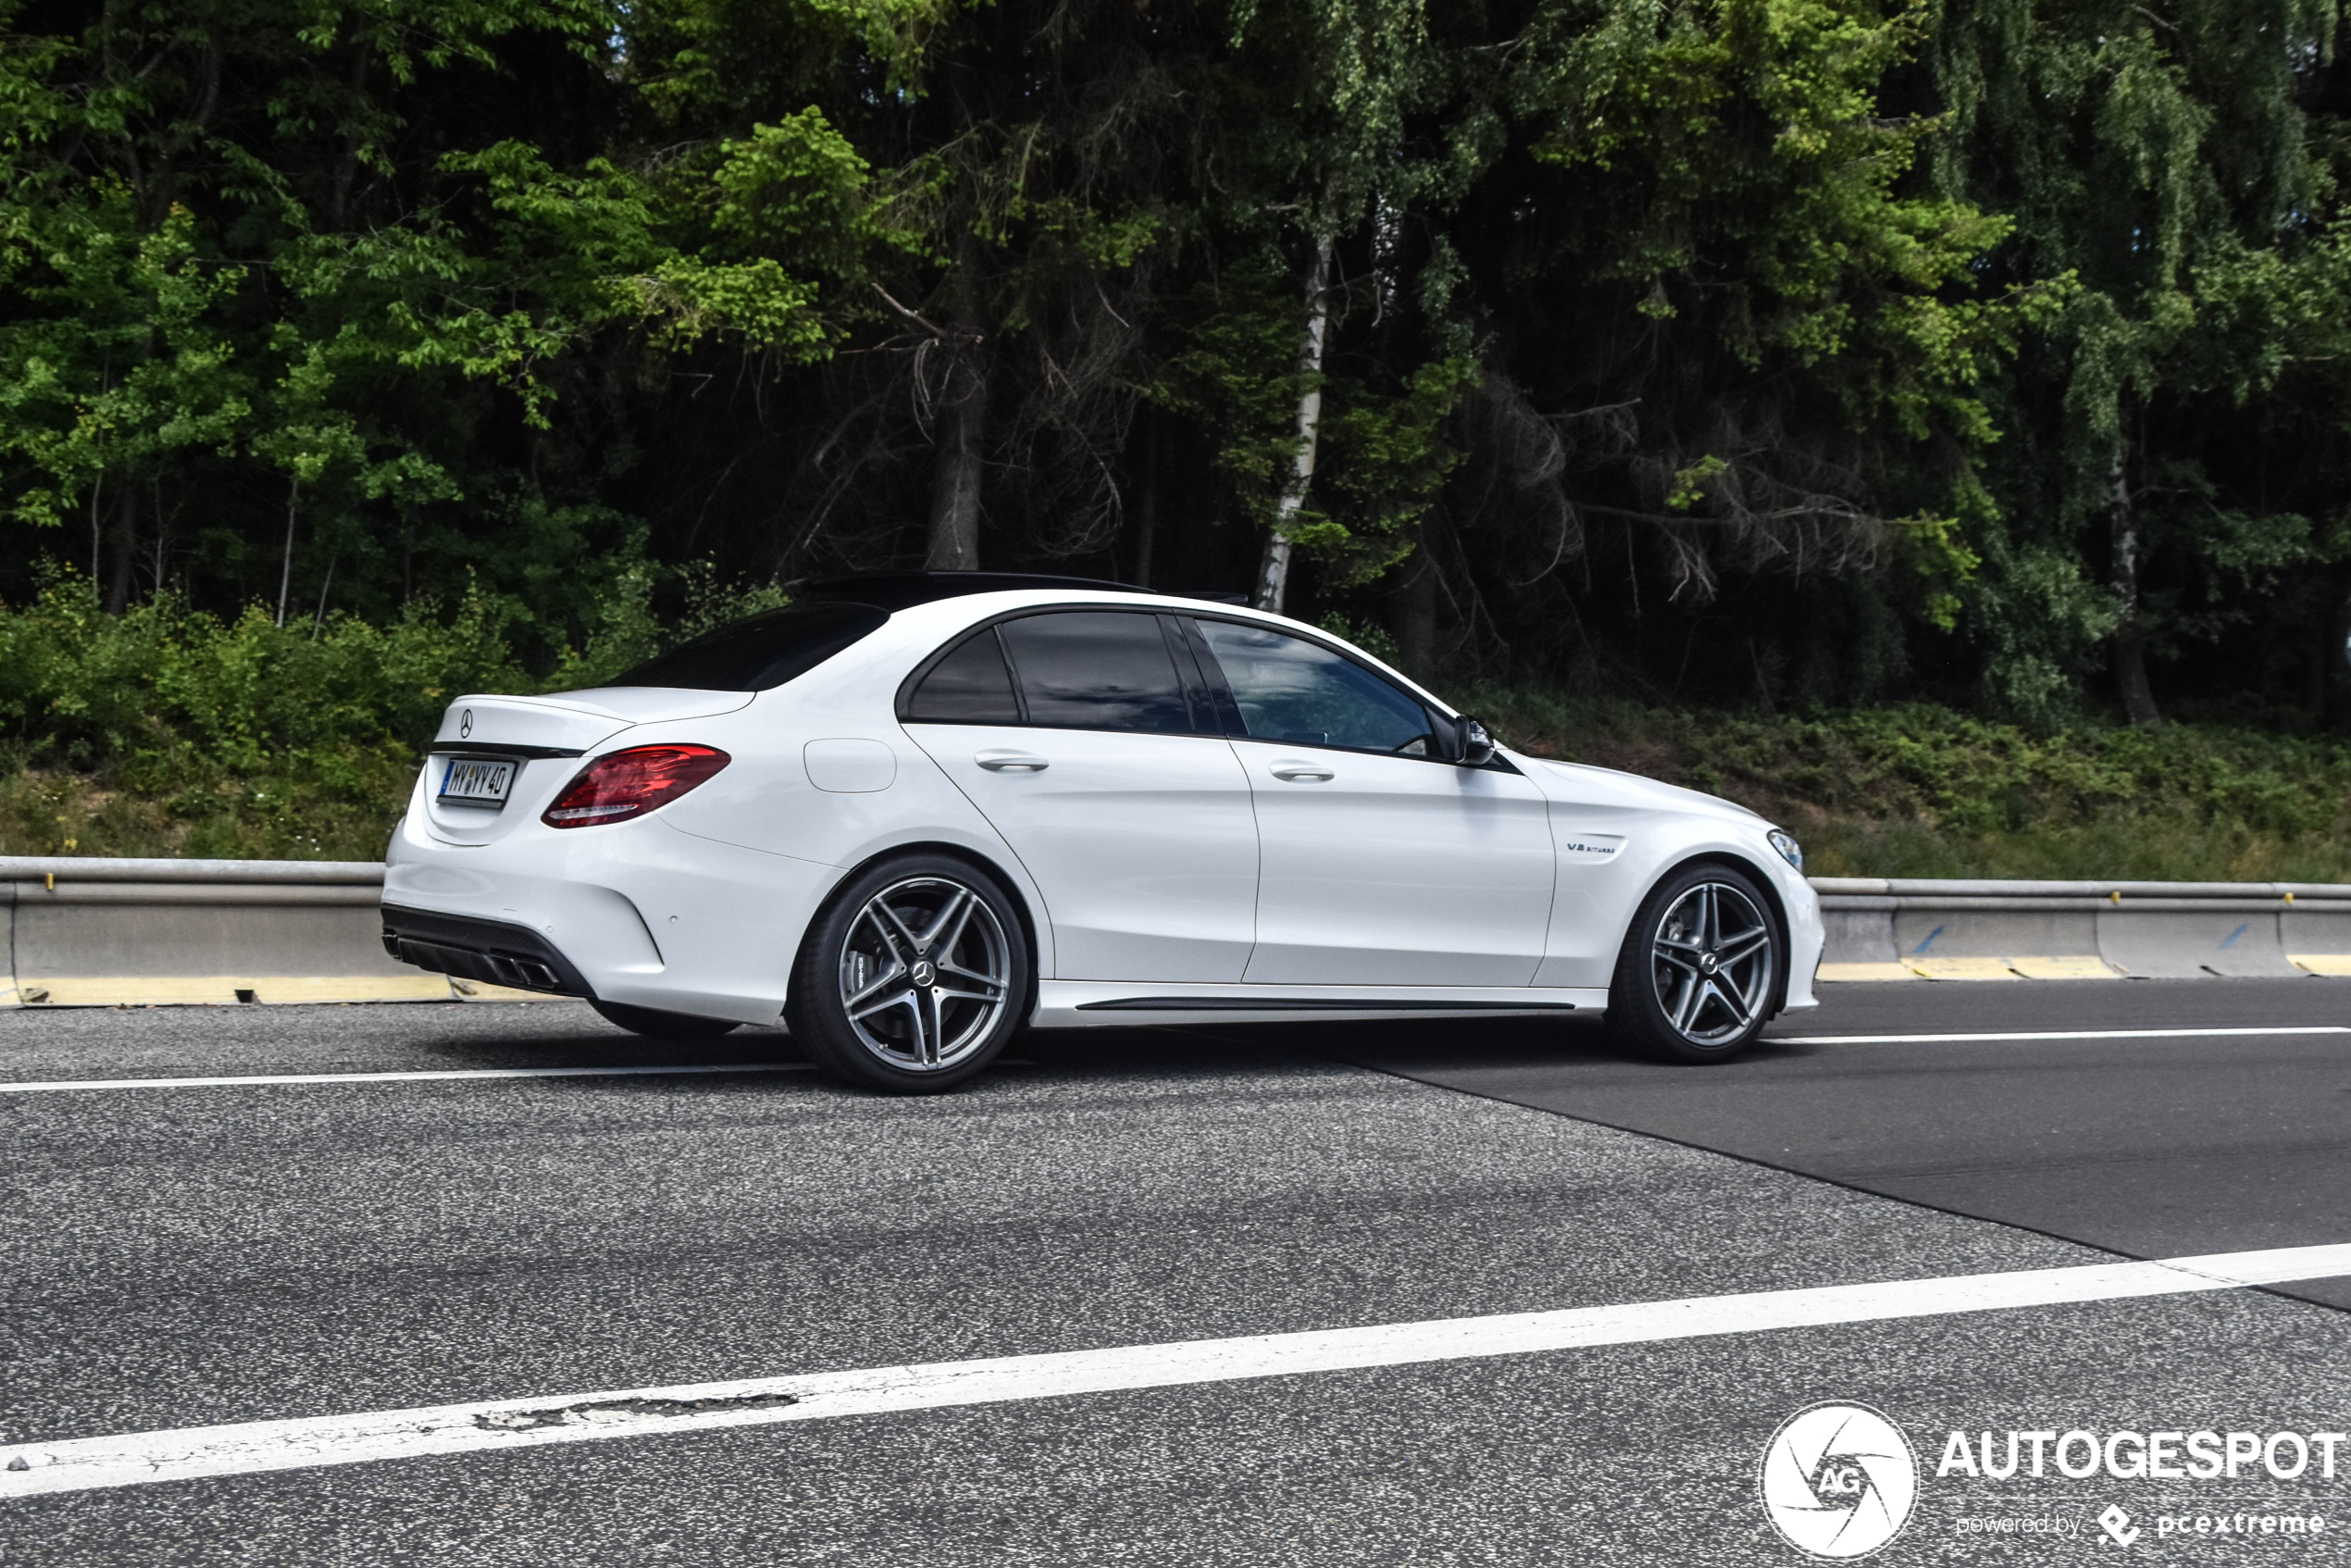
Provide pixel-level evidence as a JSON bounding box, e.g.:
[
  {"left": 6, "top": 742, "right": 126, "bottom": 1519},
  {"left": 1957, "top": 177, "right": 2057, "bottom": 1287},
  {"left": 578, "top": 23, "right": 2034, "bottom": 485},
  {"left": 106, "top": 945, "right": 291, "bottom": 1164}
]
[{"left": 1032, "top": 980, "right": 1610, "bottom": 1029}]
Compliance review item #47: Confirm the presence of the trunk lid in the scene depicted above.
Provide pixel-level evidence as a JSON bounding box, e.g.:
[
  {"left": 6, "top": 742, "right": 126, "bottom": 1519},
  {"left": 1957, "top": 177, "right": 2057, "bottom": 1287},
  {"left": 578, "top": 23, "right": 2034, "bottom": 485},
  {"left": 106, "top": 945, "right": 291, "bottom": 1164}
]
[{"left": 419, "top": 689, "right": 754, "bottom": 845}]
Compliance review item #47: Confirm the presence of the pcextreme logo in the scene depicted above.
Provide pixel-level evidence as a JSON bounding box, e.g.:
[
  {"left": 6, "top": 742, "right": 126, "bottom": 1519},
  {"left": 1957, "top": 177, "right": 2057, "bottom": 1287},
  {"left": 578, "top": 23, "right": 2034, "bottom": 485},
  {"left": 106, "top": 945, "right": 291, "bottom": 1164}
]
[{"left": 1760, "top": 1402, "right": 1921, "bottom": 1560}]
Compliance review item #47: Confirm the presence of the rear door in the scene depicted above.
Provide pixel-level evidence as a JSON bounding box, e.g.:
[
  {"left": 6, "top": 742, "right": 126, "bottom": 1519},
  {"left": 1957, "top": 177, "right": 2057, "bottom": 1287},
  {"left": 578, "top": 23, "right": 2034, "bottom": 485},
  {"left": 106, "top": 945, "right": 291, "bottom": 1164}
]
[
  {"left": 901, "top": 609, "right": 1261, "bottom": 983},
  {"left": 1186, "top": 617, "right": 1556, "bottom": 988}
]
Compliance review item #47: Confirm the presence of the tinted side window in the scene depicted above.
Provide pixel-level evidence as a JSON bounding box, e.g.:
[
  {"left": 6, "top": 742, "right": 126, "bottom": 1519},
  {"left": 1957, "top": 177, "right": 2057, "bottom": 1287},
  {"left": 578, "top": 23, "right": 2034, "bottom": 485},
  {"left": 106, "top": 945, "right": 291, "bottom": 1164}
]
[
  {"left": 615, "top": 603, "right": 889, "bottom": 691},
  {"left": 904, "top": 628, "right": 1023, "bottom": 723},
  {"left": 999, "top": 612, "right": 1191, "bottom": 734},
  {"left": 1195, "top": 620, "right": 1434, "bottom": 753}
]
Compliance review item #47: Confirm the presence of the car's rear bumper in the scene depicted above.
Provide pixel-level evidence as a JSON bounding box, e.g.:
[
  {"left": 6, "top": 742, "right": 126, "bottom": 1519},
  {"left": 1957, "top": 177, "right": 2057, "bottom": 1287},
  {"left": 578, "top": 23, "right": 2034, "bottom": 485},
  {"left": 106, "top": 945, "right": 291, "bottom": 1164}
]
[
  {"left": 381, "top": 808, "right": 840, "bottom": 1027},
  {"left": 380, "top": 906, "right": 595, "bottom": 998}
]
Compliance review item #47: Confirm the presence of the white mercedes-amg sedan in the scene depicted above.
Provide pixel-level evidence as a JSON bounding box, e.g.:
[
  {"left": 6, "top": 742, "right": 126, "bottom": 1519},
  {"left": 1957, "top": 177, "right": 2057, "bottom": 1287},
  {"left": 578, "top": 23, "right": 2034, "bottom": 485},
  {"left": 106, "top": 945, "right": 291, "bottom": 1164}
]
[{"left": 382, "top": 573, "right": 1822, "bottom": 1090}]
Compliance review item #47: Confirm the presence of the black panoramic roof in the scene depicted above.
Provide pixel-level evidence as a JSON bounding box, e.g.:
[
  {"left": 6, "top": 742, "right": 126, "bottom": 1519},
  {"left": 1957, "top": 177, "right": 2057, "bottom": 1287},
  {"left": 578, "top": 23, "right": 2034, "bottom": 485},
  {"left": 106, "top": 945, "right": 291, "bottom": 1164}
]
[{"left": 796, "top": 571, "right": 1247, "bottom": 610}]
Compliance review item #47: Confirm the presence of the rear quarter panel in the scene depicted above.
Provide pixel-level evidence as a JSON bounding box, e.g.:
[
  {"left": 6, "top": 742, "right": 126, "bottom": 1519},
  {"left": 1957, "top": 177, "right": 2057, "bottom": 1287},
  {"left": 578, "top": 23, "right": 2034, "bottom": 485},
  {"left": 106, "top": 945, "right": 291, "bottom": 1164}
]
[{"left": 642, "top": 609, "right": 1061, "bottom": 978}]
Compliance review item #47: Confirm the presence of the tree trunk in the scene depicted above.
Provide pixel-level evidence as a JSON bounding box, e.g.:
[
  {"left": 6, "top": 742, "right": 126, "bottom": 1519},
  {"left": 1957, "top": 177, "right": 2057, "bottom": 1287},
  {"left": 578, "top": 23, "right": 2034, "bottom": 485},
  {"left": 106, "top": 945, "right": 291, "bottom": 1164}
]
[
  {"left": 313, "top": 551, "right": 337, "bottom": 630},
  {"left": 1131, "top": 411, "right": 1159, "bottom": 589},
  {"left": 2108, "top": 442, "right": 2159, "bottom": 726},
  {"left": 1389, "top": 541, "right": 1437, "bottom": 674},
  {"left": 2328, "top": 584, "right": 2351, "bottom": 732},
  {"left": 924, "top": 248, "right": 989, "bottom": 572},
  {"left": 103, "top": 477, "right": 136, "bottom": 614},
  {"left": 276, "top": 477, "right": 298, "bottom": 628},
  {"left": 925, "top": 347, "right": 988, "bottom": 570},
  {"left": 1253, "top": 238, "right": 1334, "bottom": 615},
  {"left": 150, "top": 480, "right": 166, "bottom": 592},
  {"left": 88, "top": 470, "right": 105, "bottom": 587}
]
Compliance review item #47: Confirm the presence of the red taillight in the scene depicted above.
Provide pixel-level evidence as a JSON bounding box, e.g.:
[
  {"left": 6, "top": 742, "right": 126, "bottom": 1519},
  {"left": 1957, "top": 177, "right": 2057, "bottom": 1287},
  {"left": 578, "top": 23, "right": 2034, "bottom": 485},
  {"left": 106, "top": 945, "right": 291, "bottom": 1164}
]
[{"left": 541, "top": 745, "right": 730, "bottom": 828}]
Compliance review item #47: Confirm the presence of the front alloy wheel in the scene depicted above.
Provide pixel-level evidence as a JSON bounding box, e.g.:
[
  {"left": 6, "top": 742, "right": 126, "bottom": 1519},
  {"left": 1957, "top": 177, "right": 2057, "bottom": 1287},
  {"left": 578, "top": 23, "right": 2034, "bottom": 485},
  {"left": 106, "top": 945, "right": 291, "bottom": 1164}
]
[
  {"left": 1609, "top": 865, "right": 1782, "bottom": 1063},
  {"left": 1648, "top": 881, "right": 1775, "bottom": 1048}
]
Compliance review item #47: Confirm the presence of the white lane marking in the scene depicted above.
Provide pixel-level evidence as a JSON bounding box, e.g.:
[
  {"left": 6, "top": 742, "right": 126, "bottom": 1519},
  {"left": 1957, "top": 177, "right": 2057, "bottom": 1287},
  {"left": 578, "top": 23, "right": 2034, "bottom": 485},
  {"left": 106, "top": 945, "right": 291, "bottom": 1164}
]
[
  {"left": 1774, "top": 1026, "right": 2351, "bottom": 1045},
  {"left": 7, "top": 1241, "right": 2350, "bottom": 1499},
  {"left": 0, "top": 1064, "right": 811, "bottom": 1095}
]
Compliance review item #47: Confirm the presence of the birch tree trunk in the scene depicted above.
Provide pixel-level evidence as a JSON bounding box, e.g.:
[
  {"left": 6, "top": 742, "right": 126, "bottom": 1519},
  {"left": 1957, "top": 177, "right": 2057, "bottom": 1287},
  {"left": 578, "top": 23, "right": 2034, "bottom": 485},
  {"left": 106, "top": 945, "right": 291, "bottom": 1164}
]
[
  {"left": 1253, "top": 238, "right": 1334, "bottom": 615},
  {"left": 2108, "top": 439, "right": 2160, "bottom": 726}
]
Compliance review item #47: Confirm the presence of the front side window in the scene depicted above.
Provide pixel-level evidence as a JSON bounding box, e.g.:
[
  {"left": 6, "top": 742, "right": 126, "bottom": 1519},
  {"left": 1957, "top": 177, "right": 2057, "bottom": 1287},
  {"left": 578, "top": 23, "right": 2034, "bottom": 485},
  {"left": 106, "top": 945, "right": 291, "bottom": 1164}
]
[
  {"left": 1194, "top": 620, "right": 1435, "bottom": 754},
  {"left": 998, "top": 611, "right": 1192, "bottom": 733}
]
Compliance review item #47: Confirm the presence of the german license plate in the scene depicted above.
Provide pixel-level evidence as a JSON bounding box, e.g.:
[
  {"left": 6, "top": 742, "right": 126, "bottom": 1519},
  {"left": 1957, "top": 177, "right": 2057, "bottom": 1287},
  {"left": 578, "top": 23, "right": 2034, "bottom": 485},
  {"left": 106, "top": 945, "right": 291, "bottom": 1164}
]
[{"left": 438, "top": 756, "right": 517, "bottom": 809}]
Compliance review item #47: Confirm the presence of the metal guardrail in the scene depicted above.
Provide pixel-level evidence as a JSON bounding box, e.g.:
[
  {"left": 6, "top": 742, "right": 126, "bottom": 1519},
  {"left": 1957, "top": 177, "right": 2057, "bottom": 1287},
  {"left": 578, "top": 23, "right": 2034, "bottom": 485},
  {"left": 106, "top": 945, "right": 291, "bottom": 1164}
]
[
  {"left": 0, "top": 856, "right": 383, "bottom": 884},
  {"left": 0, "top": 857, "right": 499, "bottom": 1007},
  {"left": 4, "top": 860, "right": 2349, "bottom": 1002},
  {"left": 1811, "top": 877, "right": 2351, "bottom": 899},
  {"left": 1810, "top": 877, "right": 2351, "bottom": 979}
]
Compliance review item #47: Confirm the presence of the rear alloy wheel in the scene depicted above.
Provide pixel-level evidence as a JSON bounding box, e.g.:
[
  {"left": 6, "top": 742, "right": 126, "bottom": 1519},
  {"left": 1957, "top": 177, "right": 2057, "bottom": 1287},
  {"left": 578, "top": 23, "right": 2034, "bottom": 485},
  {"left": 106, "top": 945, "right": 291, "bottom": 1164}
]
[
  {"left": 590, "top": 1000, "right": 741, "bottom": 1039},
  {"left": 1607, "top": 864, "right": 1782, "bottom": 1063},
  {"left": 787, "top": 854, "right": 1028, "bottom": 1093}
]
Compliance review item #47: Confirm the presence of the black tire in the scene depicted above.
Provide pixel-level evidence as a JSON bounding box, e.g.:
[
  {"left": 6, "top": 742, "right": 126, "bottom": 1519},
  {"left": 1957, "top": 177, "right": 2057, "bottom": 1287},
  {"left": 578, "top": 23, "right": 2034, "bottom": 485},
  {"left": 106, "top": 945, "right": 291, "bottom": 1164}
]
[
  {"left": 590, "top": 1000, "right": 741, "bottom": 1039},
  {"left": 786, "top": 852, "right": 1030, "bottom": 1094},
  {"left": 1606, "top": 862, "right": 1784, "bottom": 1064}
]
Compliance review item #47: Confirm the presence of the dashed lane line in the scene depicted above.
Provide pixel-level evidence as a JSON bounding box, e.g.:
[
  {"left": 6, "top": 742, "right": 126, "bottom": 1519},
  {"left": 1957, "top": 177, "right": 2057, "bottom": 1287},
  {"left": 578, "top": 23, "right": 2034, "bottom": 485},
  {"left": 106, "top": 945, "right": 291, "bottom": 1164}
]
[
  {"left": 7, "top": 1241, "right": 2350, "bottom": 1500},
  {"left": 0, "top": 1064, "right": 813, "bottom": 1094},
  {"left": 1773, "top": 1026, "right": 2351, "bottom": 1046}
]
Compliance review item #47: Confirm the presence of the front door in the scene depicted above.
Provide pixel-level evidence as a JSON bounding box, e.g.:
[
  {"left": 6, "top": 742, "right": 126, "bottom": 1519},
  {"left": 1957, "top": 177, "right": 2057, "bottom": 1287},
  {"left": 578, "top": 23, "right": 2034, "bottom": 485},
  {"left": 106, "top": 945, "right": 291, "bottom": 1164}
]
[
  {"left": 902, "top": 609, "right": 1260, "bottom": 983},
  {"left": 1188, "top": 618, "right": 1556, "bottom": 988}
]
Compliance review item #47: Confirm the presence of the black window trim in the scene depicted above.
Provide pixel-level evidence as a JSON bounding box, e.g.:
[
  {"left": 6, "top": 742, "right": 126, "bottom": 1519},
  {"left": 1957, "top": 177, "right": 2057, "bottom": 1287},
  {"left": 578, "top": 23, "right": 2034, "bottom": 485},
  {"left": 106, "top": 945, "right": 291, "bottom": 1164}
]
[
  {"left": 895, "top": 604, "right": 1213, "bottom": 736},
  {"left": 892, "top": 601, "right": 1516, "bottom": 770}
]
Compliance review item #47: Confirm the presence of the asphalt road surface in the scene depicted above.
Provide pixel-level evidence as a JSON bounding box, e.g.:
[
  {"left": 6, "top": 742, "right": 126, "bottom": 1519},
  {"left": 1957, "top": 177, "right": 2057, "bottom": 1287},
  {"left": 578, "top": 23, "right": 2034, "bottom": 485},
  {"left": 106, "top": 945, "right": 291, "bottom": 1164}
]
[
  {"left": 5, "top": 984, "right": 2351, "bottom": 1565},
  {"left": 1323, "top": 979, "right": 2351, "bottom": 1310}
]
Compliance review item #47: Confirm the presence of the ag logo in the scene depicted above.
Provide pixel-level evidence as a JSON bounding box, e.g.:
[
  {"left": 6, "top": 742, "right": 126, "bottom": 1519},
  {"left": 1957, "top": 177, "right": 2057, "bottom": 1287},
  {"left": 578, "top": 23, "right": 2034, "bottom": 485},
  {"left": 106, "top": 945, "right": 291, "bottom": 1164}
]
[{"left": 1759, "top": 1401, "right": 1918, "bottom": 1559}]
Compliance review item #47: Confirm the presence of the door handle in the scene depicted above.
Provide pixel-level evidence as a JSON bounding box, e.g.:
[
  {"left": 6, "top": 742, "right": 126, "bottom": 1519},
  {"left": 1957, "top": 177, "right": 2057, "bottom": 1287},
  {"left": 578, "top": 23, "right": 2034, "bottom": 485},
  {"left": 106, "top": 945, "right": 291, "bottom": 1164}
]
[
  {"left": 1270, "top": 761, "right": 1334, "bottom": 782},
  {"left": 976, "top": 751, "right": 1050, "bottom": 772}
]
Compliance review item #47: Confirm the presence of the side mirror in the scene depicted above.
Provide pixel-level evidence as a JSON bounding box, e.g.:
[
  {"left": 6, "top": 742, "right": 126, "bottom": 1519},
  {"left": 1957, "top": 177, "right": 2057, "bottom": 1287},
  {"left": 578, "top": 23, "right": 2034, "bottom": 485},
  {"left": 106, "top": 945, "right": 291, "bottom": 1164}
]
[{"left": 1447, "top": 715, "right": 1496, "bottom": 767}]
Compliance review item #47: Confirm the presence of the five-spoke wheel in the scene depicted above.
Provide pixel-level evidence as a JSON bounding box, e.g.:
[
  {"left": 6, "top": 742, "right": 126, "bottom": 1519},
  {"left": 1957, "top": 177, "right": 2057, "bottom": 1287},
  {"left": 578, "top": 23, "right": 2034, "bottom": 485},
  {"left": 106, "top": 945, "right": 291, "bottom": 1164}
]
[
  {"left": 838, "top": 876, "right": 1013, "bottom": 1071},
  {"left": 789, "top": 854, "right": 1029, "bottom": 1092},
  {"left": 1608, "top": 863, "right": 1782, "bottom": 1062}
]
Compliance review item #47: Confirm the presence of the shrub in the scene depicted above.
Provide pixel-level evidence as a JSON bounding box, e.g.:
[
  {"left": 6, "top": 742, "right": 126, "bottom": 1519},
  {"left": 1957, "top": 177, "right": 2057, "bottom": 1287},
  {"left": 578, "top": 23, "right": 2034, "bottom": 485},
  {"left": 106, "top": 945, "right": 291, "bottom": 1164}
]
[{"left": 0, "top": 566, "right": 782, "bottom": 859}]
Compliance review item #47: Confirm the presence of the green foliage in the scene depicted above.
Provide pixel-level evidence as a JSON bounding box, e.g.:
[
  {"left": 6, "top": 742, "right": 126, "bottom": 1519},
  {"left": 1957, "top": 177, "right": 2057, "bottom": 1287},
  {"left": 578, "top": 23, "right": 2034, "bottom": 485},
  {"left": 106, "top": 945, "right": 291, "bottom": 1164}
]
[
  {"left": 1522, "top": 0, "right": 2045, "bottom": 438},
  {"left": 9, "top": 0, "right": 2351, "bottom": 823},
  {"left": 1474, "top": 686, "right": 2351, "bottom": 882},
  {"left": 0, "top": 565, "right": 785, "bottom": 858}
]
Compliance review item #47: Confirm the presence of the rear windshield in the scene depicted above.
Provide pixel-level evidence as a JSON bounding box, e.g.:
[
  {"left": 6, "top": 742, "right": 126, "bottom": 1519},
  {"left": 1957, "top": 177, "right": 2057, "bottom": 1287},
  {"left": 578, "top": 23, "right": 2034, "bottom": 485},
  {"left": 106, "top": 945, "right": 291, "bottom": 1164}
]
[{"left": 613, "top": 602, "right": 890, "bottom": 691}]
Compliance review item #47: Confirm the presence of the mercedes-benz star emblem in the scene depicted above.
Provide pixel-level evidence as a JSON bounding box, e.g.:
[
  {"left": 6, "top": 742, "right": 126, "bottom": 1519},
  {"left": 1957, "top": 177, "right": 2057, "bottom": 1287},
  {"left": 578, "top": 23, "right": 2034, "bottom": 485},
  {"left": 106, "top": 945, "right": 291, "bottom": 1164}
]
[
  {"left": 910, "top": 960, "right": 937, "bottom": 987},
  {"left": 459, "top": 708, "right": 473, "bottom": 740}
]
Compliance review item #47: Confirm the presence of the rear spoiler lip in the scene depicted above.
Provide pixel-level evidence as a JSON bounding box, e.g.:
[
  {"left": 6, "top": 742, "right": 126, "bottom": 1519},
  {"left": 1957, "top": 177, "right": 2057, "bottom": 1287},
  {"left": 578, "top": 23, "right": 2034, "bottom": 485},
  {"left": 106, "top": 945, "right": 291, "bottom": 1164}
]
[{"left": 423, "top": 743, "right": 587, "bottom": 760}]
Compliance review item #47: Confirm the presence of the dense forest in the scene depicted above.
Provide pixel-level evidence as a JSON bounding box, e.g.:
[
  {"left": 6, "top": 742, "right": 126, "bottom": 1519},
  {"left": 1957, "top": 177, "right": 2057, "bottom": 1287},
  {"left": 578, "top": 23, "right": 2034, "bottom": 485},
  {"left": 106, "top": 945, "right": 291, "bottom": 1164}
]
[{"left": 7, "top": 0, "right": 2351, "bottom": 865}]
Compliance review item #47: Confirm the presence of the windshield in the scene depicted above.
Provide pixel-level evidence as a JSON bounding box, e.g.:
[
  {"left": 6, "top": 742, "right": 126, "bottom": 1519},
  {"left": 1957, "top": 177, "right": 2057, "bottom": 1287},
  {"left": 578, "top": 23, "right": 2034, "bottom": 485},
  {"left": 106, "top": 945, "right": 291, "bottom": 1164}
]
[{"left": 613, "top": 602, "right": 890, "bottom": 691}]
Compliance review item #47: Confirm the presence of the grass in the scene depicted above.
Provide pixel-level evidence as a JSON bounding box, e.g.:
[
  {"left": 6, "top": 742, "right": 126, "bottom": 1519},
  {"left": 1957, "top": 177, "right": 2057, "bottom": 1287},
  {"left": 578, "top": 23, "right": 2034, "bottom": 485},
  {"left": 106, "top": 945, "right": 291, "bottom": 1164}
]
[{"left": 1469, "top": 688, "right": 2351, "bottom": 884}]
